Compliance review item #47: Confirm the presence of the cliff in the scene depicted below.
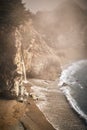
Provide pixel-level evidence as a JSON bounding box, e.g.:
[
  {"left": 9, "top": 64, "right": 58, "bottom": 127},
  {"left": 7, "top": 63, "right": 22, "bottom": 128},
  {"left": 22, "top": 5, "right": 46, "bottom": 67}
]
[
  {"left": 16, "top": 20, "right": 61, "bottom": 80},
  {"left": 34, "top": 0, "right": 87, "bottom": 65},
  {"left": 0, "top": 19, "right": 61, "bottom": 96}
]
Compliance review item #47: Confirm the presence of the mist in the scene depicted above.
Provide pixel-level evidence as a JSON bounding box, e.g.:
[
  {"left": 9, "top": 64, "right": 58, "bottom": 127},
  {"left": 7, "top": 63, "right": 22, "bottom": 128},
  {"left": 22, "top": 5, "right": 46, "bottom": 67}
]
[
  {"left": 22, "top": 0, "right": 87, "bottom": 13},
  {"left": 22, "top": 0, "right": 65, "bottom": 13},
  {"left": 29, "top": 0, "right": 87, "bottom": 66},
  {"left": 0, "top": 1, "right": 87, "bottom": 130}
]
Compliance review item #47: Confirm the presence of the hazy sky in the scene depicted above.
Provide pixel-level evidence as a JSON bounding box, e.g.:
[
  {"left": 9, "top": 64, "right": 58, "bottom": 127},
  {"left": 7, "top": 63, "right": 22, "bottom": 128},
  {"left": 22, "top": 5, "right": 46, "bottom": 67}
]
[
  {"left": 22, "top": 0, "right": 62, "bottom": 13},
  {"left": 22, "top": 0, "right": 87, "bottom": 13}
]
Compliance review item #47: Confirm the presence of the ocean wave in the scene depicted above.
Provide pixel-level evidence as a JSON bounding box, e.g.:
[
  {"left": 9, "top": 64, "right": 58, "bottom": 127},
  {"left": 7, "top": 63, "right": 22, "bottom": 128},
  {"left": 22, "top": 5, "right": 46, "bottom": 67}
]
[
  {"left": 61, "top": 86, "right": 87, "bottom": 121},
  {"left": 59, "top": 59, "right": 87, "bottom": 86},
  {"left": 59, "top": 59, "right": 87, "bottom": 121}
]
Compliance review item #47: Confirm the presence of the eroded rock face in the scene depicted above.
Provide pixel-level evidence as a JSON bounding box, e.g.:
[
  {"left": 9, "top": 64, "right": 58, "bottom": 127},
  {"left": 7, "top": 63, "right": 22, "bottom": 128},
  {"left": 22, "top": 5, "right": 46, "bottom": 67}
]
[
  {"left": 0, "top": 26, "right": 27, "bottom": 98},
  {"left": 17, "top": 20, "right": 61, "bottom": 80},
  {"left": 0, "top": 26, "right": 17, "bottom": 97},
  {"left": 34, "top": 0, "right": 87, "bottom": 65},
  {"left": 0, "top": 19, "right": 61, "bottom": 97}
]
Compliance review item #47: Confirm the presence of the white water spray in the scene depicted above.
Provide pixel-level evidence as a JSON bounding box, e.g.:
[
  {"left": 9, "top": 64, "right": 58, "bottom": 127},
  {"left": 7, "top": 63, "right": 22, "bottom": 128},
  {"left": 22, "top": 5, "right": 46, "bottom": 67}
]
[
  {"left": 59, "top": 59, "right": 87, "bottom": 121},
  {"left": 14, "top": 28, "right": 29, "bottom": 99},
  {"left": 22, "top": 58, "right": 28, "bottom": 84}
]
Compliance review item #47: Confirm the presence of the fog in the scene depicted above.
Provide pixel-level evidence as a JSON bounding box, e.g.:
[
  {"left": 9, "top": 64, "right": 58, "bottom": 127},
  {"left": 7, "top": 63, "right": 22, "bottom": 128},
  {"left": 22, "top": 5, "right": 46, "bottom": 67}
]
[
  {"left": 22, "top": 0, "right": 65, "bottom": 13},
  {"left": 31, "top": 0, "right": 87, "bottom": 64},
  {"left": 22, "top": 0, "right": 87, "bottom": 13}
]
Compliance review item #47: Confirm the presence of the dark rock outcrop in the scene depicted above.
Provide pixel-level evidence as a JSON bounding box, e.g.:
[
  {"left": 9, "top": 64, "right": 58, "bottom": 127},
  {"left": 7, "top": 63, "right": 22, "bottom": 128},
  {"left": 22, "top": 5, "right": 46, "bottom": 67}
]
[
  {"left": 0, "top": 0, "right": 29, "bottom": 96},
  {"left": 0, "top": 0, "right": 61, "bottom": 97}
]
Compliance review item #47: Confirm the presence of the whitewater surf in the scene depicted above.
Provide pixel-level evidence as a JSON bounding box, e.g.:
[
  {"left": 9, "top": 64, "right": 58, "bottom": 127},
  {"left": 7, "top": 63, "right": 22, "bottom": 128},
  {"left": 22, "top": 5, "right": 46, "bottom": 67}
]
[{"left": 59, "top": 59, "right": 87, "bottom": 122}]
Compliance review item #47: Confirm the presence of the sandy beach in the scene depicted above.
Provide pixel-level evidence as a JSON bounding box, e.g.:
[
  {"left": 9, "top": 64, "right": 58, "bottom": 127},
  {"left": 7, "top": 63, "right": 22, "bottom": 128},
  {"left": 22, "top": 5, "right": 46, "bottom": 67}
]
[
  {"left": 0, "top": 83, "right": 55, "bottom": 130},
  {"left": 0, "top": 100, "right": 55, "bottom": 130},
  {"left": 0, "top": 80, "right": 87, "bottom": 130},
  {"left": 29, "top": 79, "right": 87, "bottom": 130}
]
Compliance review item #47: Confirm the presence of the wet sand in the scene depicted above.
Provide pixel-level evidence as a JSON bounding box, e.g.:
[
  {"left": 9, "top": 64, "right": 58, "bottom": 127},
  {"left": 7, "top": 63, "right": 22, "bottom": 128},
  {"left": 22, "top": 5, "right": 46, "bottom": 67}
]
[
  {"left": 29, "top": 79, "right": 87, "bottom": 130},
  {"left": 0, "top": 80, "right": 87, "bottom": 130}
]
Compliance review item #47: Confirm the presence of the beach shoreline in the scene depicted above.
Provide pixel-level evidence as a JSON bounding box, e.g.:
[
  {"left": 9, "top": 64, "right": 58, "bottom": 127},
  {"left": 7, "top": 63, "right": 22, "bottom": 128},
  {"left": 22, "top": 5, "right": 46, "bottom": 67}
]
[
  {"left": 0, "top": 84, "right": 55, "bottom": 130},
  {"left": 29, "top": 79, "right": 87, "bottom": 130},
  {"left": 0, "top": 79, "right": 87, "bottom": 130}
]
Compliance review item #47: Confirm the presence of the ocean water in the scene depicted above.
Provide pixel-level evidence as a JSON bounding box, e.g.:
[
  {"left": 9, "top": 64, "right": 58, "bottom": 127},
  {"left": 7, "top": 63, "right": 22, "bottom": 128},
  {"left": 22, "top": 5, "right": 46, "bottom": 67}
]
[
  {"left": 30, "top": 60, "right": 87, "bottom": 130},
  {"left": 59, "top": 60, "right": 87, "bottom": 121}
]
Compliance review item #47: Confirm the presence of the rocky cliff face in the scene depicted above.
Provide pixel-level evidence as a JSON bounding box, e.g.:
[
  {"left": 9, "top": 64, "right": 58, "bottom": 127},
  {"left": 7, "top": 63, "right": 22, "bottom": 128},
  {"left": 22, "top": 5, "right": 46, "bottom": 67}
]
[
  {"left": 0, "top": 19, "right": 61, "bottom": 97},
  {"left": 0, "top": 26, "right": 16, "bottom": 95},
  {"left": 34, "top": 0, "right": 87, "bottom": 65},
  {"left": 0, "top": 0, "right": 30, "bottom": 98},
  {"left": 16, "top": 20, "right": 61, "bottom": 80},
  {"left": 3, "top": 0, "right": 87, "bottom": 96}
]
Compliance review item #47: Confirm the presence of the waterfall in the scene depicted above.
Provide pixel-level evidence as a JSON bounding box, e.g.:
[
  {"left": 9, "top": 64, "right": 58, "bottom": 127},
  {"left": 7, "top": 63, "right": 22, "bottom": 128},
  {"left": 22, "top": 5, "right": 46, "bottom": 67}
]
[
  {"left": 22, "top": 58, "right": 28, "bottom": 83},
  {"left": 14, "top": 28, "right": 29, "bottom": 100},
  {"left": 21, "top": 40, "right": 28, "bottom": 84},
  {"left": 15, "top": 28, "right": 28, "bottom": 83}
]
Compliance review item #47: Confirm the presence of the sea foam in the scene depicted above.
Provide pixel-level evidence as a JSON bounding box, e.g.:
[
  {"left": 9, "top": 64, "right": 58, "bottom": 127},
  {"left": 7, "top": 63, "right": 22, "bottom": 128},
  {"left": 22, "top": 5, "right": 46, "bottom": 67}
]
[{"left": 59, "top": 59, "right": 87, "bottom": 121}]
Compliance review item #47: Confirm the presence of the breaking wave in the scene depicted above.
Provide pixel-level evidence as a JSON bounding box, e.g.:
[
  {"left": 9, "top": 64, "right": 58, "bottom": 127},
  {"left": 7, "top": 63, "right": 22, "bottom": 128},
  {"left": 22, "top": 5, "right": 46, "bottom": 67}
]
[{"left": 59, "top": 59, "right": 87, "bottom": 122}]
